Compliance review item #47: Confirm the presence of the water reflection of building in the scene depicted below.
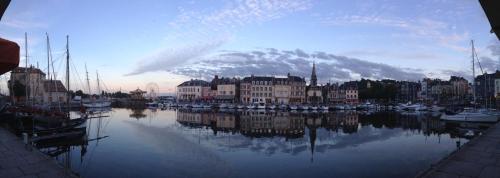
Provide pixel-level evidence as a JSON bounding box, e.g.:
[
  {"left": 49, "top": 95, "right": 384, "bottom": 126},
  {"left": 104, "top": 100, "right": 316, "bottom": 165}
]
[
  {"left": 129, "top": 109, "right": 147, "bottom": 119},
  {"left": 176, "top": 110, "right": 239, "bottom": 134},
  {"left": 240, "top": 111, "right": 305, "bottom": 138},
  {"left": 323, "top": 111, "right": 359, "bottom": 133},
  {"left": 177, "top": 110, "right": 306, "bottom": 138}
]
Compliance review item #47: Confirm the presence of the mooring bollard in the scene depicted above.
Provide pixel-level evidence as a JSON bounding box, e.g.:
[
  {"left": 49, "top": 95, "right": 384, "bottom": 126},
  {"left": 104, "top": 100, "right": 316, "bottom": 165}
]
[{"left": 22, "top": 132, "right": 28, "bottom": 144}]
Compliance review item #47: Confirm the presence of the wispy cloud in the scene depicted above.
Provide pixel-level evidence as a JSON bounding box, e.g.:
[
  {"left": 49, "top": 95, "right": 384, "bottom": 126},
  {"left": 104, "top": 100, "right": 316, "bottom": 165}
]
[
  {"left": 322, "top": 15, "right": 469, "bottom": 52},
  {"left": 129, "top": 0, "right": 312, "bottom": 76},
  {"left": 126, "top": 38, "right": 226, "bottom": 76}
]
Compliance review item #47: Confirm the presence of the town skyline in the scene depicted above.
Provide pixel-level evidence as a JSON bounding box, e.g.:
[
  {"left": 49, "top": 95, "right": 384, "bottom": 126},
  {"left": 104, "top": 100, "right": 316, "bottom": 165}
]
[{"left": 1, "top": 0, "right": 499, "bottom": 94}]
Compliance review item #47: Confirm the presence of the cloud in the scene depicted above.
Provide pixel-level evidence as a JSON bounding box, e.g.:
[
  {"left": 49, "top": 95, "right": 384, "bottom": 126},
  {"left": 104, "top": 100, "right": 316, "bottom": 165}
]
[
  {"left": 322, "top": 15, "right": 469, "bottom": 52},
  {"left": 476, "top": 41, "right": 500, "bottom": 73},
  {"left": 125, "top": 39, "right": 226, "bottom": 76},
  {"left": 171, "top": 48, "right": 425, "bottom": 82},
  {"left": 129, "top": 0, "right": 312, "bottom": 76}
]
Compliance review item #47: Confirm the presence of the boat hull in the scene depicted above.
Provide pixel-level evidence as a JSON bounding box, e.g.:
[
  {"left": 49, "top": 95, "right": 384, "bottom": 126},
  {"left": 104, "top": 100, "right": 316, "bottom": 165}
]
[
  {"left": 83, "top": 101, "right": 111, "bottom": 108},
  {"left": 440, "top": 113, "right": 498, "bottom": 123}
]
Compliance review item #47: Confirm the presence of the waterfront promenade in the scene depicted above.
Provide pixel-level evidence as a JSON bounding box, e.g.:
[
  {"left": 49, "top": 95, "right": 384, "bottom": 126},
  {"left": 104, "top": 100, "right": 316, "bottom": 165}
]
[
  {"left": 420, "top": 122, "right": 500, "bottom": 178},
  {"left": 0, "top": 128, "right": 75, "bottom": 178}
]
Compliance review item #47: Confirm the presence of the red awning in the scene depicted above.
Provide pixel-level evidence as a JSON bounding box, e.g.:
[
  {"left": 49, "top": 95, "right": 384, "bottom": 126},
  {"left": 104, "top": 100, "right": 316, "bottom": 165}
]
[{"left": 0, "top": 38, "right": 20, "bottom": 75}]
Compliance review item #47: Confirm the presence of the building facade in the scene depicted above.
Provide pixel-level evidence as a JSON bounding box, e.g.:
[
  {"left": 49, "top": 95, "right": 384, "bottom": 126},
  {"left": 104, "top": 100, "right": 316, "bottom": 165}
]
[
  {"left": 306, "top": 62, "right": 322, "bottom": 104},
  {"left": 475, "top": 71, "right": 499, "bottom": 107},
  {"left": 212, "top": 76, "right": 240, "bottom": 103},
  {"left": 9, "top": 67, "right": 69, "bottom": 104},
  {"left": 273, "top": 77, "right": 291, "bottom": 104},
  {"left": 249, "top": 76, "right": 274, "bottom": 104},
  {"left": 176, "top": 79, "right": 210, "bottom": 102}
]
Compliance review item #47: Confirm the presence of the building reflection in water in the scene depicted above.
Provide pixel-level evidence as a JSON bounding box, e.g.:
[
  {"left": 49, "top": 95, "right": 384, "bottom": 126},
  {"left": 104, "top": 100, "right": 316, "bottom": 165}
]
[{"left": 176, "top": 109, "right": 490, "bottom": 157}]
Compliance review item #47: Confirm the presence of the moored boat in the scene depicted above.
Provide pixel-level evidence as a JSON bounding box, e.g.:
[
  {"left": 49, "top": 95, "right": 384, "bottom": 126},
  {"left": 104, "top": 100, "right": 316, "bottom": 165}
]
[{"left": 440, "top": 110, "right": 498, "bottom": 123}]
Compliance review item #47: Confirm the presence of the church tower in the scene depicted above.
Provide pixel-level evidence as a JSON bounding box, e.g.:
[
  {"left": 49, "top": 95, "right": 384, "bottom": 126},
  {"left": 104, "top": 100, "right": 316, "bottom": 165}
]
[{"left": 310, "top": 62, "right": 317, "bottom": 86}]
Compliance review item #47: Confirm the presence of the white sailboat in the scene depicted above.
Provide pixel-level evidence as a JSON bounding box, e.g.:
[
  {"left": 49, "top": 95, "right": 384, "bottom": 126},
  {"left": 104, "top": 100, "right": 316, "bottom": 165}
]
[
  {"left": 440, "top": 40, "right": 498, "bottom": 123},
  {"left": 83, "top": 69, "right": 111, "bottom": 108}
]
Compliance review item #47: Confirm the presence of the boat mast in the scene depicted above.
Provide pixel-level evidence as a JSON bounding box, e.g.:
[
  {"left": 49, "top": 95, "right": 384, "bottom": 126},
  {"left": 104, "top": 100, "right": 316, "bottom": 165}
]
[
  {"left": 85, "top": 64, "right": 91, "bottom": 95},
  {"left": 24, "top": 32, "right": 29, "bottom": 105},
  {"left": 96, "top": 71, "right": 101, "bottom": 97},
  {"left": 66, "top": 35, "right": 70, "bottom": 110},
  {"left": 471, "top": 40, "right": 476, "bottom": 105},
  {"left": 46, "top": 33, "right": 51, "bottom": 81}
]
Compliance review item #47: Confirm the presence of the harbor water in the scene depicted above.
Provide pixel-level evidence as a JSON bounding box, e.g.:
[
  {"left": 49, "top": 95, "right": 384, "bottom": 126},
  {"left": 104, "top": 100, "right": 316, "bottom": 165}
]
[{"left": 38, "top": 108, "right": 493, "bottom": 178}]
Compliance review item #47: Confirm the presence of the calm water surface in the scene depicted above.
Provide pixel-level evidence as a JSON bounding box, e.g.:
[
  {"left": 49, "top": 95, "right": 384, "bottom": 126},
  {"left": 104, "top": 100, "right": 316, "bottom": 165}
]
[{"left": 39, "top": 108, "right": 491, "bottom": 178}]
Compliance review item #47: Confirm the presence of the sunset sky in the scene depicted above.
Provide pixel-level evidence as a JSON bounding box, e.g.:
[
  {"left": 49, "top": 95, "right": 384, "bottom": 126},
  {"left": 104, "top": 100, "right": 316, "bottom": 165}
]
[{"left": 1, "top": 0, "right": 499, "bottom": 95}]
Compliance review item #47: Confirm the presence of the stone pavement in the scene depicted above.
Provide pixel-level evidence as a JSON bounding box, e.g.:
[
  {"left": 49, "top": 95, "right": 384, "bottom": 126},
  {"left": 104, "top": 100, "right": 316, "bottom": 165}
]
[
  {"left": 419, "top": 122, "right": 500, "bottom": 178},
  {"left": 0, "top": 127, "right": 76, "bottom": 178}
]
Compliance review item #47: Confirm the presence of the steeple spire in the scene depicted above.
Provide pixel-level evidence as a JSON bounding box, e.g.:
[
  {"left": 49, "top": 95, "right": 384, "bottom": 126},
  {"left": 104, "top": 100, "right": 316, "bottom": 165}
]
[{"left": 310, "top": 61, "right": 317, "bottom": 86}]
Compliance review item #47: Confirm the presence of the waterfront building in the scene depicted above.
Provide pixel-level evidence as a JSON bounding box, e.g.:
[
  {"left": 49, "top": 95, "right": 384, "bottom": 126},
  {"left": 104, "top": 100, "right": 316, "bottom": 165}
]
[
  {"left": 341, "top": 81, "right": 359, "bottom": 105},
  {"left": 129, "top": 88, "right": 146, "bottom": 100},
  {"left": 273, "top": 77, "right": 291, "bottom": 104},
  {"left": 240, "top": 77, "right": 252, "bottom": 104},
  {"left": 249, "top": 76, "right": 274, "bottom": 104},
  {"left": 42, "top": 80, "right": 68, "bottom": 104},
  {"left": 494, "top": 72, "right": 500, "bottom": 108},
  {"left": 287, "top": 74, "right": 306, "bottom": 104},
  {"left": 201, "top": 86, "right": 216, "bottom": 102},
  {"left": 450, "top": 76, "right": 469, "bottom": 103},
  {"left": 9, "top": 66, "right": 69, "bottom": 104},
  {"left": 306, "top": 62, "right": 323, "bottom": 104},
  {"left": 176, "top": 79, "right": 210, "bottom": 102},
  {"left": 420, "top": 78, "right": 432, "bottom": 102},
  {"left": 239, "top": 74, "right": 305, "bottom": 105},
  {"left": 325, "top": 83, "right": 341, "bottom": 104},
  {"left": 211, "top": 75, "right": 240, "bottom": 103},
  {"left": 396, "top": 81, "right": 421, "bottom": 103},
  {"left": 324, "top": 82, "right": 359, "bottom": 105},
  {"left": 475, "top": 70, "right": 499, "bottom": 108}
]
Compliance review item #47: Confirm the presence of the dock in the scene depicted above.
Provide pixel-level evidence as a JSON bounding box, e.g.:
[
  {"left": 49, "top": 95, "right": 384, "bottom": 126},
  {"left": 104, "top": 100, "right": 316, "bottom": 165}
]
[
  {"left": 0, "top": 128, "right": 76, "bottom": 178},
  {"left": 419, "top": 122, "right": 500, "bottom": 178}
]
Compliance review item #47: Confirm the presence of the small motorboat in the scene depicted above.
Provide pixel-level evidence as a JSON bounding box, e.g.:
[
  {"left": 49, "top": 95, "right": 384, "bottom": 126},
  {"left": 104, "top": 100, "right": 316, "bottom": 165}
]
[
  {"left": 268, "top": 105, "right": 276, "bottom": 110},
  {"left": 246, "top": 105, "right": 256, "bottom": 109},
  {"left": 203, "top": 104, "right": 212, "bottom": 109},
  {"left": 237, "top": 105, "right": 245, "bottom": 109},
  {"left": 320, "top": 106, "right": 329, "bottom": 110},
  {"left": 257, "top": 103, "right": 266, "bottom": 110},
  {"left": 192, "top": 103, "right": 203, "bottom": 108},
  {"left": 219, "top": 103, "right": 228, "bottom": 108},
  {"left": 289, "top": 105, "right": 298, "bottom": 110}
]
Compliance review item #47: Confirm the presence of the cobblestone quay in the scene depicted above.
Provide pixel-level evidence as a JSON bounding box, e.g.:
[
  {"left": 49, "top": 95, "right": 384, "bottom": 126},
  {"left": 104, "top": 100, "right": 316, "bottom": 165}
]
[
  {"left": 419, "top": 122, "right": 500, "bottom": 178},
  {"left": 0, "top": 128, "right": 76, "bottom": 178}
]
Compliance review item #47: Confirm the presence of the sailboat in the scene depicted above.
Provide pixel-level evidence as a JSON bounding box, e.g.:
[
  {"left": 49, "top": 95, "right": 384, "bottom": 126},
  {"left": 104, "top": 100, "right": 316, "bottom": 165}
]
[
  {"left": 440, "top": 40, "right": 497, "bottom": 123},
  {"left": 82, "top": 70, "right": 111, "bottom": 108}
]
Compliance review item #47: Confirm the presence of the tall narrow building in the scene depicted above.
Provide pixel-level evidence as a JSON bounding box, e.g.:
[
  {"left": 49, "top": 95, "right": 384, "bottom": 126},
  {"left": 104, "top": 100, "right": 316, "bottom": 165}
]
[
  {"left": 306, "top": 62, "right": 323, "bottom": 104},
  {"left": 310, "top": 62, "right": 317, "bottom": 87}
]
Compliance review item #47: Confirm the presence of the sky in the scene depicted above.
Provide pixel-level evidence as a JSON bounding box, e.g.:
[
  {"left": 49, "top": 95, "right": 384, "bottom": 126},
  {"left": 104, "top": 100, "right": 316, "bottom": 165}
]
[{"left": 0, "top": 0, "right": 499, "bottom": 94}]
